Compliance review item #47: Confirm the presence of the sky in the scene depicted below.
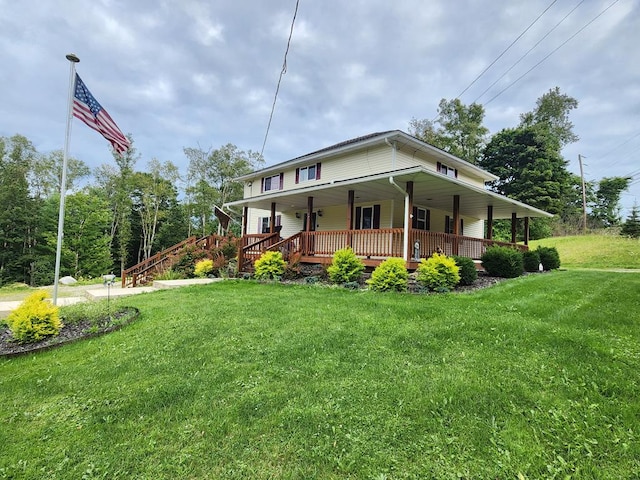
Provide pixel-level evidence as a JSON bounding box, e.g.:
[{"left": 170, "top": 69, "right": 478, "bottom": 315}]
[{"left": 1, "top": 0, "right": 639, "bottom": 217}]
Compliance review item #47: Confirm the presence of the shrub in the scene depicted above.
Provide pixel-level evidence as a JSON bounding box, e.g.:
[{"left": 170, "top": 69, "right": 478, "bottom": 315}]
[
  {"left": 481, "top": 246, "right": 524, "bottom": 278},
  {"left": 327, "top": 247, "right": 365, "bottom": 284},
  {"left": 194, "top": 259, "right": 214, "bottom": 278},
  {"left": 367, "top": 258, "right": 408, "bottom": 292},
  {"left": 154, "top": 268, "right": 186, "bottom": 281},
  {"left": 254, "top": 251, "right": 286, "bottom": 280},
  {"left": 451, "top": 255, "right": 478, "bottom": 286},
  {"left": 537, "top": 246, "right": 561, "bottom": 270},
  {"left": 416, "top": 253, "right": 461, "bottom": 292},
  {"left": 523, "top": 250, "right": 541, "bottom": 272},
  {"left": 172, "top": 244, "right": 209, "bottom": 278},
  {"left": 6, "top": 290, "right": 62, "bottom": 343}
]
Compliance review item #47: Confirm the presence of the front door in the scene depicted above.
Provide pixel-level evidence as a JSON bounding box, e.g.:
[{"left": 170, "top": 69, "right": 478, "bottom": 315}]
[{"left": 302, "top": 213, "right": 317, "bottom": 255}]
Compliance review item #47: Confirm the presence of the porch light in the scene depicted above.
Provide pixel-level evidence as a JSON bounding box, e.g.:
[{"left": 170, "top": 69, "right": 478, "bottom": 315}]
[
  {"left": 317, "top": 210, "right": 323, "bottom": 217},
  {"left": 296, "top": 212, "right": 301, "bottom": 218}
]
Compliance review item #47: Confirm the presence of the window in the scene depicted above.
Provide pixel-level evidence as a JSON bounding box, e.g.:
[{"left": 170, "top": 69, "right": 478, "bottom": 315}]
[
  {"left": 262, "top": 173, "right": 284, "bottom": 192},
  {"left": 412, "top": 207, "right": 430, "bottom": 231},
  {"left": 258, "top": 215, "right": 281, "bottom": 234},
  {"left": 355, "top": 205, "right": 381, "bottom": 230},
  {"left": 295, "top": 162, "right": 322, "bottom": 184},
  {"left": 437, "top": 162, "right": 457, "bottom": 178},
  {"left": 445, "top": 215, "right": 463, "bottom": 235}
]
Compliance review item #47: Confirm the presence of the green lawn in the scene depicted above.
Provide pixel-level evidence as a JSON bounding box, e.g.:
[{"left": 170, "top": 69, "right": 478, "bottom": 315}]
[
  {"left": 1, "top": 273, "right": 639, "bottom": 479},
  {"left": 530, "top": 234, "right": 640, "bottom": 269}
]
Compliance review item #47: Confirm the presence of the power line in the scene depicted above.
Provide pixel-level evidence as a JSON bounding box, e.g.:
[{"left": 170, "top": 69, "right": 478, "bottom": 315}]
[
  {"left": 260, "top": 0, "right": 300, "bottom": 157},
  {"left": 473, "top": 1, "right": 583, "bottom": 103},
  {"left": 484, "top": 0, "right": 621, "bottom": 106},
  {"left": 456, "top": 0, "right": 558, "bottom": 100}
]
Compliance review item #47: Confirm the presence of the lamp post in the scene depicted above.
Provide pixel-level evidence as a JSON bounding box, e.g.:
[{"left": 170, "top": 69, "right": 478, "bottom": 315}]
[
  {"left": 103, "top": 273, "right": 116, "bottom": 319},
  {"left": 53, "top": 53, "right": 80, "bottom": 305}
]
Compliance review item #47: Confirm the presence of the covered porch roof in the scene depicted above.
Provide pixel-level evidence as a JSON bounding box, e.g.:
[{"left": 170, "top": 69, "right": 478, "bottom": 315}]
[{"left": 226, "top": 166, "right": 552, "bottom": 220}]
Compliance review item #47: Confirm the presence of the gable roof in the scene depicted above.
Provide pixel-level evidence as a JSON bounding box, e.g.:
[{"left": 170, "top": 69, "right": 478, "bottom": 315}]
[{"left": 236, "top": 130, "right": 498, "bottom": 182}]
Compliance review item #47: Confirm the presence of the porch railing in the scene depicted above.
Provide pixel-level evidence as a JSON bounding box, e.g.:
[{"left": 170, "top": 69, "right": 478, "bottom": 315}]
[{"left": 237, "top": 229, "right": 528, "bottom": 272}]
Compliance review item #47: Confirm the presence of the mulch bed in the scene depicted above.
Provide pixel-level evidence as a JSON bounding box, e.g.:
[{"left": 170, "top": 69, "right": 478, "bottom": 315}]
[{"left": 0, "top": 307, "right": 139, "bottom": 357}]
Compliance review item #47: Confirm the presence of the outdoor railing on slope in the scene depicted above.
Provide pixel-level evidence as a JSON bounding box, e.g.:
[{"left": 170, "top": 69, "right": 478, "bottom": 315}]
[
  {"left": 121, "top": 234, "right": 225, "bottom": 288},
  {"left": 237, "top": 233, "right": 280, "bottom": 271},
  {"left": 265, "top": 232, "right": 303, "bottom": 262}
]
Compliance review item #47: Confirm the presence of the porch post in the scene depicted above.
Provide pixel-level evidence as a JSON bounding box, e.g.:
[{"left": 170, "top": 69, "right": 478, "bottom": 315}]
[
  {"left": 524, "top": 217, "right": 530, "bottom": 246},
  {"left": 511, "top": 212, "right": 518, "bottom": 244},
  {"left": 306, "top": 196, "right": 313, "bottom": 231},
  {"left": 242, "top": 206, "right": 248, "bottom": 236},
  {"left": 406, "top": 181, "right": 413, "bottom": 261},
  {"left": 486, "top": 205, "right": 493, "bottom": 240},
  {"left": 347, "top": 190, "right": 354, "bottom": 247},
  {"left": 452, "top": 195, "right": 460, "bottom": 255},
  {"left": 270, "top": 202, "right": 277, "bottom": 233}
]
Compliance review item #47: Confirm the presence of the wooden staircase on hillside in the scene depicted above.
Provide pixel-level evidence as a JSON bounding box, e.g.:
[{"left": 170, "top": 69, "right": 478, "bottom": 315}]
[{"left": 121, "top": 234, "right": 223, "bottom": 288}]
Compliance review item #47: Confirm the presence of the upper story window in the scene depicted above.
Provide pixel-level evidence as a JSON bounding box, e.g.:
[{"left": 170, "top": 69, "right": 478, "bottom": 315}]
[
  {"left": 295, "top": 162, "right": 321, "bottom": 184},
  {"left": 262, "top": 173, "right": 284, "bottom": 192},
  {"left": 437, "top": 162, "right": 458, "bottom": 179}
]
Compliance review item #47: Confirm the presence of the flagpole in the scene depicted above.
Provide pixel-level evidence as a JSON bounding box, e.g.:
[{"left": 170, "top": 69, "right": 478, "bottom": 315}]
[{"left": 53, "top": 53, "right": 80, "bottom": 305}]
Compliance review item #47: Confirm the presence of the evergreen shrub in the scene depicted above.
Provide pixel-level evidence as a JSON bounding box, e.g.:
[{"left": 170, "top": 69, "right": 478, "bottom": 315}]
[
  {"left": 194, "top": 259, "right": 214, "bottom": 278},
  {"left": 254, "top": 251, "right": 286, "bottom": 280},
  {"left": 481, "top": 246, "right": 524, "bottom": 278},
  {"left": 451, "top": 255, "right": 478, "bottom": 286},
  {"left": 327, "top": 247, "right": 365, "bottom": 284},
  {"left": 536, "top": 246, "right": 561, "bottom": 270},
  {"left": 523, "top": 250, "right": 541, "bottom": 272},
  {"left": 367, "top": 258, "right": 408, "bottom": 292},
  {"left": 6, "top": 290, "right": 62, "bottom": 343},
  {"left": 416, "top": 253, "right": 461, "bottom": 292}
]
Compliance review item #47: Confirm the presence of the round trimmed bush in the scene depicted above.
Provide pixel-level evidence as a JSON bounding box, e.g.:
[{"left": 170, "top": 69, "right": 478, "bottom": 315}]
[
  {"left": 481, "top": 246, "right": 524, "bottom": 278},
  {"left": 6, "top": 290, "right": 62, "bottom": 343},
  {"left": 367, "top": 258, "right": 408, "bottom": 292},
  {"left": 522, "top": 250, "right": 541, "bottom": 272},
  {"left": 253, "top": 251, "right": 286, "bottom": 280},
  {"left": 536, "top": 246, "right": 561, "bottom": 270},
  {"left": 327, "top": 247, "right": 365, "bottom": 284},
  {"left": 451, "top": 255, "right": 478, "bottom": 286},
  {"left": 417, "top": 253, "right": 461, "bottom": 292}
]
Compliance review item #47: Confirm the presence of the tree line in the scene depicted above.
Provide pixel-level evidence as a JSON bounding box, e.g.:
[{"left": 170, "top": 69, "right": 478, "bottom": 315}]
[
  {"left": 1, "top": 86, "right": 633, "bottom": 287},
  {"left": 0, "top": 136, "right": 263, "bottom": 287}
]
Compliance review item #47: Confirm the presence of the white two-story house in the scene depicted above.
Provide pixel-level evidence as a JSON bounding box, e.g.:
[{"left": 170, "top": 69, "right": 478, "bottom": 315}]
[{"left": 225, "top": 130, "right": 552, "bottom": 270}]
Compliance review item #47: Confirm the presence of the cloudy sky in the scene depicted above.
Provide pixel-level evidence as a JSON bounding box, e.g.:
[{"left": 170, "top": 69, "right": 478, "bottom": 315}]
[{"left": 1, "top": 0, "right": 639, "bottom": 216}]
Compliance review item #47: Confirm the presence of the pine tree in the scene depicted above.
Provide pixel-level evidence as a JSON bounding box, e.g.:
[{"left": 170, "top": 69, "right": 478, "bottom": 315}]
[{"left": 620, "top": 203, "right": 640, "bottom": 239}]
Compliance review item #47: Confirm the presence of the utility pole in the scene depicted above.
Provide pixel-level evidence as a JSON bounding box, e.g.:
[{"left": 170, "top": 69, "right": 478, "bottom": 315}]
[{"left": 578, "top": 154, "right": 587, "bottom": 234}]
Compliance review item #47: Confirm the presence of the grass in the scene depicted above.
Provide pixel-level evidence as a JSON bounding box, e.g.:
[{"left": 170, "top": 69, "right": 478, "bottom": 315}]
[
  {"left": 1, "top": 273, "right": 639, "bottom": 479},
  {"left": 530, "top": 234, "right": 640, "bottom": 269}
]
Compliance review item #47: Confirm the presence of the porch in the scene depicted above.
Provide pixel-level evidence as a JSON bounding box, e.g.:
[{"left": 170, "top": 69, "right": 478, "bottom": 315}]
[{"left": 238, "top": 229, "right": 527, "bottom": 271}]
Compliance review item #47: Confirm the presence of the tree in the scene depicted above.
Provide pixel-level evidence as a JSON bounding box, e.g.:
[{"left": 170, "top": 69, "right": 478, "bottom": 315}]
[
  {"left": 620, "top": 203, "right": 640, "bottom": 238},
  {"left": 94, "top": 136, "right": 138, "bottom": 271},
  {"left": 30, "top": 150, "right": 90, "bottom": 199},
  {"left": 480, "top": 126, "right": 572, "bottom": 215},
  {"left": 0, "top": 135, "right": 39, "bottom": 285},
  {"left": 130, "top": 159, "right": 180, "bottom": 262},
  {"left": 519, "top": 87, "right": 579, "bottom": 149},
  {"left": 40, "top": 191, "right": 112, "bottom": 279},
  {"left": 184, "top": 144, "right": 263, "bottom": 236},
  {"left": 409, "top": 98, "right": 489, "bottom": 164},
  {"left": 589, "top": 176, "right": 631, "bottom": 228}
]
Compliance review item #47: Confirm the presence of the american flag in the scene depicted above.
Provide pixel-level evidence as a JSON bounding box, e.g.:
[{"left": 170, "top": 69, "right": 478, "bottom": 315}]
[{"left": 72, "top": 73, "right": 130, "bottom": 154}]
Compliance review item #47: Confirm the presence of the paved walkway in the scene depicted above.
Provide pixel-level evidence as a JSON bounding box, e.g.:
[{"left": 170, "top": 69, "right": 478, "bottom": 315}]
[{"left": 0, "top": 278, "right": 223, "bottom": 318}]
